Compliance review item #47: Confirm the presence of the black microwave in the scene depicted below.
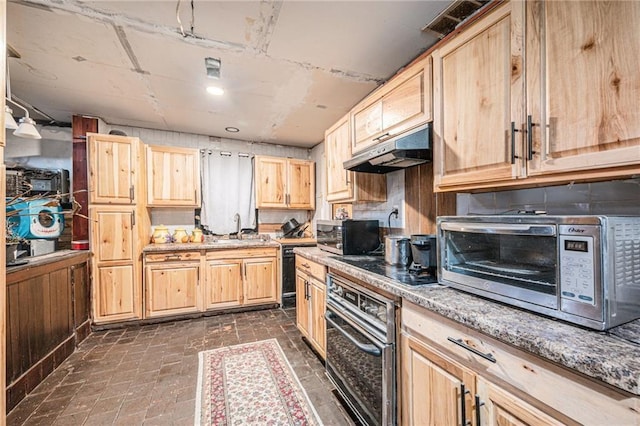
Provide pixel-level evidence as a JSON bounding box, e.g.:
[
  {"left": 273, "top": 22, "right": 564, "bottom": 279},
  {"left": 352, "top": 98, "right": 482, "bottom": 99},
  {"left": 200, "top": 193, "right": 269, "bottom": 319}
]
[{"left": 316, "top": 220, "right": 380, "bottom": 255}]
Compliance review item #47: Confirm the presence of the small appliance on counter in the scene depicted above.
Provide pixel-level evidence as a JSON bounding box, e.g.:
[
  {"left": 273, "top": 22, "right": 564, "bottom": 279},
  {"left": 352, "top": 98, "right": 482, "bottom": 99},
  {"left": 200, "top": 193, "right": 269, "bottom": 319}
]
[
  {"left": 316, "top": 219, "right": 380, "bottom": 255},
  {"left": 438, "top": 215, "right": 640, "bottom": 330},
  {"left": 6, "top": 198, "right": 65, "bottom": 240},
  {"left": 384, "top": 236, "right": 412, "bottom": 266},
  {"left": 409, "top": 234, "right": 438, "bottom": 276}
]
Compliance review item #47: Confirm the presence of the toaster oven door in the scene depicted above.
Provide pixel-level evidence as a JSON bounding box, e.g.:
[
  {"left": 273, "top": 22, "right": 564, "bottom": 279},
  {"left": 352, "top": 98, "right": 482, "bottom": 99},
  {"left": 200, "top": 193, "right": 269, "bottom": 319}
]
[{"left": 439, "top": 222, "right": 559, "bottom": 309}]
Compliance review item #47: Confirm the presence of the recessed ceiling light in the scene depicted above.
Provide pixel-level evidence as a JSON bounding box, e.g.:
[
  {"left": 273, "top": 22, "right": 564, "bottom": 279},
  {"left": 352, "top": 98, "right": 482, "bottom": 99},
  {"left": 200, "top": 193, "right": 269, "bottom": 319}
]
[
  {"left": 206, "top": 86, "right": 224, "bottom": 96},
  {"left": 225, "top": 127, "right": 239, "bottom": 133}
]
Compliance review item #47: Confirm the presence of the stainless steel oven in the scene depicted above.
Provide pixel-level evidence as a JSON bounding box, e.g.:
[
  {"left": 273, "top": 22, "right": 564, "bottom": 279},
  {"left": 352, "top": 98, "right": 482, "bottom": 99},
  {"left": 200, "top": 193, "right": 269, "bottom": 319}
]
[
  {"left": 438, "top": 215, "right": 640, "bottom": 330},
  {"left": 325, "top": 273, "right": 396, "bottom": 426}
]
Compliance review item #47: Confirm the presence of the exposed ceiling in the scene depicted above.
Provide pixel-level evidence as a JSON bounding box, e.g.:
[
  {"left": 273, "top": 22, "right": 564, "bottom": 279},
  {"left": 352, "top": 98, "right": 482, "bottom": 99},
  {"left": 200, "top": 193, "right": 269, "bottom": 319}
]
[{"left": 6, "top": 0, "right": 453, "bottom": 148}]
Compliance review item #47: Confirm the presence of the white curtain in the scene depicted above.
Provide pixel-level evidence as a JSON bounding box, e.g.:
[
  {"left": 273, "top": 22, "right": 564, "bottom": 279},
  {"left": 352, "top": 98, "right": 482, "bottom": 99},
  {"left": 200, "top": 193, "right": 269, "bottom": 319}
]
[{"left": 200, "top": 150, "right": 256, "bottom": 234}]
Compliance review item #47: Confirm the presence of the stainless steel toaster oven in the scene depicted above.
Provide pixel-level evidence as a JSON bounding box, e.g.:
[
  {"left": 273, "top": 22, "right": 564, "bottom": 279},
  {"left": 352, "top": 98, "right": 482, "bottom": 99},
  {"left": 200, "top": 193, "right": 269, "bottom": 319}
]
[{"left": 437, "top": 215, "right": 640, "bottom": 330}]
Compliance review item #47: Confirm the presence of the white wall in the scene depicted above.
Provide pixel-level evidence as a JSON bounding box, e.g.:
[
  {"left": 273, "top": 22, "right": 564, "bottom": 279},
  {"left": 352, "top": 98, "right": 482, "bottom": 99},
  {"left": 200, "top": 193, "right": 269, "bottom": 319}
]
[{"left": 4, "top": 126, "right": 72, "bottom": 172}]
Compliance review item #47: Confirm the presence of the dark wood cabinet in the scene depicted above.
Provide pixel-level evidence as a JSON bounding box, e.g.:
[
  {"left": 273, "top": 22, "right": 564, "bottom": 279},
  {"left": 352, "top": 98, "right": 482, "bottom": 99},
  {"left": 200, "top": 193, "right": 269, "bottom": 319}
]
[{"left": 6, "top": 251, "right": 90, "bottom": 412}]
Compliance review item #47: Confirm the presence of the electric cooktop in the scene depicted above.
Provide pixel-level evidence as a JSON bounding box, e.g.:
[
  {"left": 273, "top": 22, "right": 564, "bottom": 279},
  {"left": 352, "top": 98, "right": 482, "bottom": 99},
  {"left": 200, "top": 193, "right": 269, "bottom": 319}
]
[{"left": 331, "top": 255, "right": 438, "bottom": 286}]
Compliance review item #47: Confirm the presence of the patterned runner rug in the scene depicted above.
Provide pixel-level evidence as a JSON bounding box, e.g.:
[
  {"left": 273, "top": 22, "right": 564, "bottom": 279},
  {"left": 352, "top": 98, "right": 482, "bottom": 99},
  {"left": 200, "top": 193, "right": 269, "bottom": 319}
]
[{"left": 195, "top": 339, "right": 322, "bottom": 425}]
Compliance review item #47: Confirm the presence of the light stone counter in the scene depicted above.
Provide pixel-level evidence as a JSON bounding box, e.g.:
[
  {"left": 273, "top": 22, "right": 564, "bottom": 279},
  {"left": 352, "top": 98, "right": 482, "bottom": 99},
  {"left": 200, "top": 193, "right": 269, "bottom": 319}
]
[
  {"left": 294, "top": 247, "right": 640, "bottom": 396},
  {"left": 142, "top": 239, "right": 280, "bottom": 252}
]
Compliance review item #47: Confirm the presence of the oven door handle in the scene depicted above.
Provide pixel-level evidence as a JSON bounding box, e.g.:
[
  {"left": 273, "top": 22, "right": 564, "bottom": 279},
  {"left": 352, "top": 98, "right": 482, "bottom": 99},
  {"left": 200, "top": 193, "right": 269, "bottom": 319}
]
[
  {"left": 324, "top": 311, "right": 382, "bottom": 357},
  {"left": 440, "top": 222, "right": 556, "bottom": 236}
]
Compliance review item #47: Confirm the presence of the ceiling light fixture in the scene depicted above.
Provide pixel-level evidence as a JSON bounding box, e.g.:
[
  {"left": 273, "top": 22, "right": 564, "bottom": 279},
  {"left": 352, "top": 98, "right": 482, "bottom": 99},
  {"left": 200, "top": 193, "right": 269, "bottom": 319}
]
[
  {"left": 6, "top": 97, "right": 42, "bottom": 139},
  {"left": 5, "top": 106, "right": 18, "bottom": 130},
  {"left": 225, "top": 127, "right": 239, "bottom": 133},
  {"left": 206, "top": 86, "right": 224, "bottom": 96}
]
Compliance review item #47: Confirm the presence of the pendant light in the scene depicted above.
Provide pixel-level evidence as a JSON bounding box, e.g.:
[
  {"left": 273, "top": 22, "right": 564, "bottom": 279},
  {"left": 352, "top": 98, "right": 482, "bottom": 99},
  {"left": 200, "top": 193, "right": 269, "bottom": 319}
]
[
  {"left": 5, "top": 105, "right": 18, "bottom": 130},
  {"left": 5, "top": 57, "right": 42, "bottom": 139},
  {"left": 6, "top": 97, "right": 41, "bottom": 139}
]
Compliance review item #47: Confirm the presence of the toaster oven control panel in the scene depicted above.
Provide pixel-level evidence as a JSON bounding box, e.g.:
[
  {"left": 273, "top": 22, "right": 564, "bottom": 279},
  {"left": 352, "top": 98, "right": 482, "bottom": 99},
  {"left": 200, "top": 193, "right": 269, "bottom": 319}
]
[{"left": 559, "top": 228, "right": 597, "bottom": 306}]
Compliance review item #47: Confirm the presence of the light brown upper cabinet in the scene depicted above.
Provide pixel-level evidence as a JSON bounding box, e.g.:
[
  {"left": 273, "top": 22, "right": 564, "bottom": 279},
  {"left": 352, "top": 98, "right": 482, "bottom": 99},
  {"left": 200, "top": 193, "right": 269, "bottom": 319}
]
[
  {"left": 255, "top": 155, "right": 315, "bottom": 210},
  {"left": 525, "top": 0, "right": 640, "bottom": 177},
  {"left": 433, "top": 2, "right": 524, "bottom": 191},
  {"left": 351, "top": 56, "right": 432, "bottom": 154},
  {"left": 433, "top": 1, "right": 640, "bottom": 192},
  {"left": 325, "top": 114, "right": 387, "bottom": 203},
  {"left": 146, "top": 145, "right": 200, "bottom": 207},
  {"left": 88, "top": 133, "right": 141, "bottom": 204}
]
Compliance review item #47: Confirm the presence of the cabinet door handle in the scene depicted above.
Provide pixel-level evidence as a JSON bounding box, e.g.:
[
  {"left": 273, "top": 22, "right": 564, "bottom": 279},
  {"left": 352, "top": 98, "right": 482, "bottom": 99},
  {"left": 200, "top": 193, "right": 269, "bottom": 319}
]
[
  {"left": 373, "top": 132, "right": 390, "bottom": 142},
  {"left": 475, "top": 394, "right": 484, "bottom": 426},
  {"left": 129, "top": 185, "right": 135, "bottom": 201},
  {"left": 460, "top": 383, "right": 471, "bottom": 426},
  {"left": 510, "top": 122, "right": 521, "bottom": 164},
  {"left": 301, "top": 262, "right": 311, "bottom": 269},
  {"left": 526, "top": 115, "right": 538, "bottom": 160},
  {"left": 447, "top": 337, "right": 497, "bottom": 363},
  {"left": 131, "top": 212, "right": 135, "bottom": 227},
  {"left": 164, "top": 255, "right": 181, "bottom": 261}
]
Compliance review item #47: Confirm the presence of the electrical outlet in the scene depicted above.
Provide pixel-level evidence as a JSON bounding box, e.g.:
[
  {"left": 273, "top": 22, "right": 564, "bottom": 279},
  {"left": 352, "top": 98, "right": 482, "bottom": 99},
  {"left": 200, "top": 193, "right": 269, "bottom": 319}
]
[{"left": 390, "top": 206, "right": 399, "bottom": 218}]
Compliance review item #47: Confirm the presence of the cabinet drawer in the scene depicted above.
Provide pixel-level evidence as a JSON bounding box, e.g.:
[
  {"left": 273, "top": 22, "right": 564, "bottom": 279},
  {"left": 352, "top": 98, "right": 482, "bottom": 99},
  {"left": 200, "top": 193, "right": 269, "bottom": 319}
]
[
  {"left": 206, "top": 247, "right": 277, "bottom": 260},
  {"left": 401, "top": 301, "right": 639, "bottom": 425},
  {"left": 145, "top": 251, "right": 200, "bottom": 263},
  {"left": 295, "top": 256, "right": 326, "bottom": 282}
]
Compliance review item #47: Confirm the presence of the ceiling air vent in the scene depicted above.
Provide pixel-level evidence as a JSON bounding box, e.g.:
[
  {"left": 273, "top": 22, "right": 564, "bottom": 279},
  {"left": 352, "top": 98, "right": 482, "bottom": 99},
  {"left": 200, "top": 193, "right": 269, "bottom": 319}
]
[{"left": 422, "top": 0, "right": 491, "bottom": 39}]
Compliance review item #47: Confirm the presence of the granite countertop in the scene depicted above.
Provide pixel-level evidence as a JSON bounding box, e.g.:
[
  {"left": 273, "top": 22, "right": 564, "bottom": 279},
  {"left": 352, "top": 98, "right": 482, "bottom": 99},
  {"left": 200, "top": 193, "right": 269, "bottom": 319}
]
[
  {"left": 294, "top": 247, "right": 640, "bottom": 396},
  {"left": 143, "top": 238, "right": 280, "bottom": 252}
]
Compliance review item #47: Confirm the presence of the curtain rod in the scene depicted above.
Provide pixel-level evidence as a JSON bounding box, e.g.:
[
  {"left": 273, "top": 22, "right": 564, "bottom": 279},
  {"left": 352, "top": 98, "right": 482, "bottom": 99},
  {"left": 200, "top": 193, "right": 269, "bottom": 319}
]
[{"left": 200, "top": 149, "right": 251, "bottom": 158}]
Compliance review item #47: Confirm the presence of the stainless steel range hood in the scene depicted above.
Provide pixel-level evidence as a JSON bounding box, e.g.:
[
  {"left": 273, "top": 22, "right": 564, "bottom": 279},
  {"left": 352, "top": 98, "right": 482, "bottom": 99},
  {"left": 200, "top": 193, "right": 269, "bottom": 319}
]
[{"left": 343, "top": 123, "right": 433, "bottom": 173}]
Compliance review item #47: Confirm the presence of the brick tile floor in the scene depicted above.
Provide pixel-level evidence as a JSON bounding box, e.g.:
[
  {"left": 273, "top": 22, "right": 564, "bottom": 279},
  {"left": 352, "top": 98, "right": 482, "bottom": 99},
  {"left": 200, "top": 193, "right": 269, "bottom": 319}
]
[{"left": 8, "top": 308, "right": 353, "bottom": 425}]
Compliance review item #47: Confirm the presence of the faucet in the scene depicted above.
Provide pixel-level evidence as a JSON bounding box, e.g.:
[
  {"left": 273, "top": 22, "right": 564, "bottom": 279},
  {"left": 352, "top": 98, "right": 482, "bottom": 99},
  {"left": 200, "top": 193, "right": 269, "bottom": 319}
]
[{"left": 234, "top": 213, "right": 242, "bottom": 240}]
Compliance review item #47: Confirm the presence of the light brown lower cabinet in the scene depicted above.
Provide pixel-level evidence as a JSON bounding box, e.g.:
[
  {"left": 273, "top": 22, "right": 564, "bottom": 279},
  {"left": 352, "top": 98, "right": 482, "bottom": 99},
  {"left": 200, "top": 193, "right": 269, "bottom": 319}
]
[
  {"left": 205, "top": 248, "right": 279, "bottom": 308},
  {"left": 203, "top": 259, "right": 243, "bottom": 309},
  {"left": 295, "top": 254, "right": 326, "bottom": 358},
  {"left": 145, "top": 262, "right": 200, "bottom": 318},
  {"left": 142, "top": 247, "right": 279, "bottom": 319},
  {"left": 243, "top": 257, "right": 278, "bottom": 305},
  {"left": 400, "top": 301, "right": 640, "bottom": 425}
]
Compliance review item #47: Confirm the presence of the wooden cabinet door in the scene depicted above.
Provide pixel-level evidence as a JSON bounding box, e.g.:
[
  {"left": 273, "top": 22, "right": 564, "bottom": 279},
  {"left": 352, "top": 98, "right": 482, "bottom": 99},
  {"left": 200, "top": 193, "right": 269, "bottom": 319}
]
[
  {"left": 90, "top": 206, "right": 141, "bottom": 323},
  {"left": 295, "top": 271, "right": 310, "bottom": 338},
  {"left": 326, "top": 116, "right": 354, "bottom": 202},
  {"left": 309, "top": 278, "right": 326, "bottom": 358},
  {"left": 145, "top": 263, "right": 200, "bottom": 318},
  {"left": 255, "top": 156, "right": 287, "bottom": 208},
  {"left": 91, "top": 207, "right": 136, "bottom": 263},
  {"left": 88, "top": 134, "right": 139, "bottom": 204},
  {"left": 204, "top": 260, "right": 242, "bottom": 309},
  {"left": 433, "top": 3, "right": 525, "bottom": 190},
  {"left": 353, "top": 101, "right": 383, "bottom": 152},
  {"left": 382, "top": 58, "right": 431, "bottom": 135},
  {"left": 477, "top": 378, "right": 564, "bottom": 426},
  {"left": 94, "top": 263, "right": 139, "bottom": 322},
  {"left": 401, "top": 332, "right": 476, "bottom": 426},
  {"left": 352, "top": 57, "right": 432, "bottom": 154},
  {"left": 243, "top": 257, "right": 277, "bottom": 305},
  {"left": 146, "top": 145, "right": 200, "bottom": 206},
  {"left": 287, "top": 159, "right": 315, "bottom": 209},
  {"left": 526, "top": 1, "right": 640, "bottom": 177}
]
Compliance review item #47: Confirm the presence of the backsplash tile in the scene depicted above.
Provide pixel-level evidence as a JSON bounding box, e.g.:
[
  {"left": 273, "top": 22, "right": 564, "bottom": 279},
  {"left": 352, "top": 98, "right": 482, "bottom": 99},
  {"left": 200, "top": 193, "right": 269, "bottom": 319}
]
[{"left": 458, "top": 178, "right": 640, "bottom": 216}]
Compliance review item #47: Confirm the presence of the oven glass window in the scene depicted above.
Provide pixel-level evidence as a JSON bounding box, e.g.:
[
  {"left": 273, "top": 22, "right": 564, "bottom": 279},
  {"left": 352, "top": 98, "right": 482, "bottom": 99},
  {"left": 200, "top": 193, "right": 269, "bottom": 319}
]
[
  {"left": 443, "top": 230, "right": 557, "bottom": 294},
  {"left": 326, "top": 310, "right": 383, "bottom": 425}
]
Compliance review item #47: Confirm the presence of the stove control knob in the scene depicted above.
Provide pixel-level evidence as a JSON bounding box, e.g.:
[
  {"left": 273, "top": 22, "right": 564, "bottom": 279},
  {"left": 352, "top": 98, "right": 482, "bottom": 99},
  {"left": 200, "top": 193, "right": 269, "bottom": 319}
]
[{"left": 333, "top": 285, "right": 343, "bottom": 296}]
